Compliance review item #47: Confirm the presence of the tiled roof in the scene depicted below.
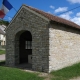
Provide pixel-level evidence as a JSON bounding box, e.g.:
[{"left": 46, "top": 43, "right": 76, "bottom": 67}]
[{"left": 24, "top": 5, "right": 80, "bottom": 29}]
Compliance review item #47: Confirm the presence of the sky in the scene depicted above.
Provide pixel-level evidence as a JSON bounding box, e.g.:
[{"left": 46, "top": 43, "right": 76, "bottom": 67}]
[{"left": 0, "top": 0, "right": 80, "bottom": 25}]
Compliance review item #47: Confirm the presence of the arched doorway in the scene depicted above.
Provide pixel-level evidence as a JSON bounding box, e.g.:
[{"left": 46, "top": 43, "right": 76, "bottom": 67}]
[{"left": 19, "top": 31, "right": 32, "bottom": 64}]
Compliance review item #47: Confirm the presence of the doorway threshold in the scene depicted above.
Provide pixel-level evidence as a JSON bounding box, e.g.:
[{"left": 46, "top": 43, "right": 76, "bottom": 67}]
[{"left": 15, "top": 63, "right": 32, "bottom": 70}]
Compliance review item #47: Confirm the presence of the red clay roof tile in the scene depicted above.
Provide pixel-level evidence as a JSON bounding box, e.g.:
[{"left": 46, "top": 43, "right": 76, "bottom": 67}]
[{"left": 24, "top": 5, "right": 80, "bottom": 29}]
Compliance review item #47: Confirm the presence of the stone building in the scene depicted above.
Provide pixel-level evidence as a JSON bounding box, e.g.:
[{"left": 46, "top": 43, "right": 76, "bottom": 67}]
[{"left": 6, "top": 4, "right": 80, "bottom": 73}]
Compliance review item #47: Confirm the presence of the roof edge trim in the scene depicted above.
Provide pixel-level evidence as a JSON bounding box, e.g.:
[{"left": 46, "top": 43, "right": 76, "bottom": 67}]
[{"left": 6, "top": 5, "right": 50, "bottom": 30}]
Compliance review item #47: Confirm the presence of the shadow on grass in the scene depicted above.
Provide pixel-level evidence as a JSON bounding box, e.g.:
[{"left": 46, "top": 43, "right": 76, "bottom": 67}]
[
  {"left": 0, "top": 61, "right": 45, "bottom": 80},
  {"left": 0, "top": 61, "right": 32, "bottom": 71},
  {"left": 0, "top": 65, "right": 44, "bottom": 80},
  {"left": 0, "top": 61, "right": 5, "bottom": 66}
]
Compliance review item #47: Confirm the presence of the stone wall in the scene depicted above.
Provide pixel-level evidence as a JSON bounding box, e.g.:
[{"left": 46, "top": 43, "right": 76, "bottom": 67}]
[
  {"left": 6, "top": 6, "right": 49, "bottom": 72},
  {"left": 49, "top": 23, "right": 80, "bottom": 72},
  {"left": 6, "top": 5, "right": 80, "bottom": 73}
]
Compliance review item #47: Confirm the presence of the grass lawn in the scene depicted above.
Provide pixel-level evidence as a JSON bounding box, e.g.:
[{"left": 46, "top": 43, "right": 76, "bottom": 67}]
[
  {"left": 0, "top": 61, "right": 80, "bottom": 80},
  {"left": 51, "top": 62, "right": 80, "bottom": 80},
  {"left": 0, "top": 66, "right": 44, "bottom": 80},
  {"left": 0, "top": 50, "right": 5, "bottom": 55}
]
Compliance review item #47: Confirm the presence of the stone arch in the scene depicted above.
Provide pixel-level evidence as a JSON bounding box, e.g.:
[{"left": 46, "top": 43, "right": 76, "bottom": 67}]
[{"left": 15, "top": 30, "right": 32, "bottom": 66}]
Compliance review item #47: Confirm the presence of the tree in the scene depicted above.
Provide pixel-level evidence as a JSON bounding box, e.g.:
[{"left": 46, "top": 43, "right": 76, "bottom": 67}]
[{"left": 0, "top": 20, "right": 9, "bottom": 26}]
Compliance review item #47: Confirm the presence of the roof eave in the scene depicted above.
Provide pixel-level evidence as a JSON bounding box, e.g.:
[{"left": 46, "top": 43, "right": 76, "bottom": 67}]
[{"left": 50, "top": 20, "right": 80, "bottom": 30}]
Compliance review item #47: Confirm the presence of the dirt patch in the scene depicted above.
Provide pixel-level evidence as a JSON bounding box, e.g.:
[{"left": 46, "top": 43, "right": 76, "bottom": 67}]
[
  {"left": 70, "top": 77, "right": 80, "bottom": 80},
  {"left": 38, "top": 73, "right": 53, "bottom": 80},
  {"left": 24, "top": 69, "right": 53, "bottom": 80}
]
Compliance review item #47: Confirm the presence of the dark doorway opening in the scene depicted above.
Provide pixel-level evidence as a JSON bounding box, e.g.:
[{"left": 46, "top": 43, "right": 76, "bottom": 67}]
[{"left": 19, "top": 31, "right": 32, "bottom": 64}]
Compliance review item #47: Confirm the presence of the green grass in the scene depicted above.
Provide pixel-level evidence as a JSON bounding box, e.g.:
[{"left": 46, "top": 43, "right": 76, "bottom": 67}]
[
  {"left": 0, "top": 50, "right": 5, "bottom": 55},
  {"left": 51, "top": 62, "right": 80, "bottom": 80},
  {"left": 0, "top": 66, "right": 44, "bottom": 80},
  {"left": 0, "top": 62, "right": 80, "bottom": 80}
]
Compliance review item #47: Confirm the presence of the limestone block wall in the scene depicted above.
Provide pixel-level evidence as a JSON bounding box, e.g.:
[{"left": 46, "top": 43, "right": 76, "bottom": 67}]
[{"left": 49, "top": 23, "right": 80, "bottom": 72}]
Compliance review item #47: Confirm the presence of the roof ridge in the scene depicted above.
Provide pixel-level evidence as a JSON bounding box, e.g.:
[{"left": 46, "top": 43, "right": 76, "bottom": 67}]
[{"left": 23, "top": 4, "right": 80, "bottom": 29}]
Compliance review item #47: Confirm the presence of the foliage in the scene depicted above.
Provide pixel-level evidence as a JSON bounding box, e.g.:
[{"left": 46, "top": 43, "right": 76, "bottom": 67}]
[
  {"left": 0, "top": 20, "right": 9, "bottom": 26},
  {"left": 0, "top": 50, "right": 5, "bottom": 55}
]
